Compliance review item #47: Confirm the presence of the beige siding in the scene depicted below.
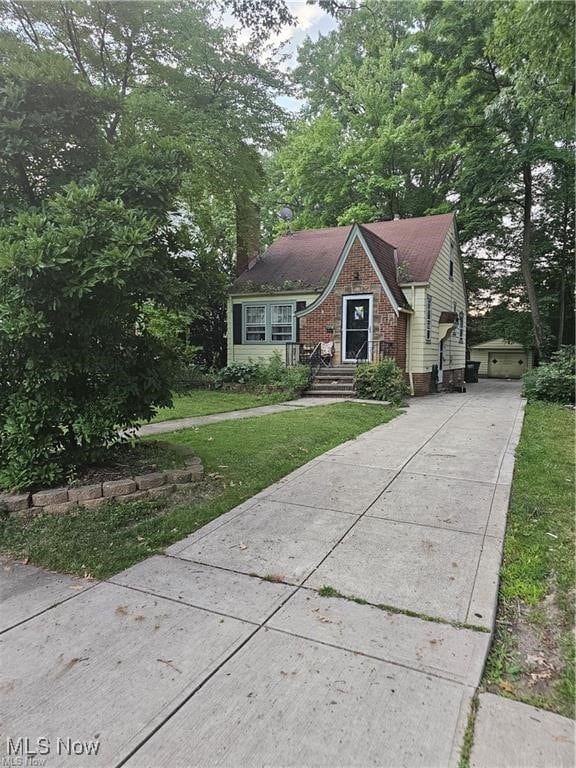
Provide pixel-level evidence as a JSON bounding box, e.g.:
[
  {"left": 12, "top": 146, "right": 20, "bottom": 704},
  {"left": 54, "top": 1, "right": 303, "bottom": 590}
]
[
  {"left": 227, "top": 292, "right": 320, "bottom": 365},
  {"left": 472, "top": 349, "right": 490, "bottom": 377},
  {"left": 403, "top": 287, "right": 428, "bottom": 373},
  {"left": 412, "top": 222, "right": 467, "bottom": 373}
]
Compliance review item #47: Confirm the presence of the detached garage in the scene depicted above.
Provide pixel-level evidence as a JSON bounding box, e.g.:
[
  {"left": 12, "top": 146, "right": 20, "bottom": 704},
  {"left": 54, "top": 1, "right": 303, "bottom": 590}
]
[{"left": 470, "top": 339, "right": 533, "bottom": 379}]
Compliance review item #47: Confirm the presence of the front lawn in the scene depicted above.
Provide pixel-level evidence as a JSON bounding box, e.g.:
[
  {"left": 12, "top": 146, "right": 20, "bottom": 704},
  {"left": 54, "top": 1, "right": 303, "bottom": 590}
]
[
  {"left": 0, "top": 402, "right": 399, "bottom": 579},
  {"left": 483, "top": 402, "right": 575, "bottom": 718},
  {"left": 148, "top": 390, "right": 291, "bottom": 422}
]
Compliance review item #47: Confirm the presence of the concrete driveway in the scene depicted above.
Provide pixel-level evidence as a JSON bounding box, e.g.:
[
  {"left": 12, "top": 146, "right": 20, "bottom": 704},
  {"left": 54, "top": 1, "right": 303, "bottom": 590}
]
[{"left": 1, "top": 381, "right": 525, "bottom": 767}]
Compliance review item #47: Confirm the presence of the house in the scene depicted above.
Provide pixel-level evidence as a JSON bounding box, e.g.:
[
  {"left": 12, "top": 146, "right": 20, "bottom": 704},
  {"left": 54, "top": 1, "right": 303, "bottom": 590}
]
[
  {"left": 227, "top": 213, "right": 467, "bottom": 395},
  {"left": 470, "top": 339, "right": 533, "bottom": 379}
]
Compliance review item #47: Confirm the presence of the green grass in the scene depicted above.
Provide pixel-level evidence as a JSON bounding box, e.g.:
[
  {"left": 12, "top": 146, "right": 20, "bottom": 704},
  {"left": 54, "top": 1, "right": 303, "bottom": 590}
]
[
  {"left": 0, "top": 401, "right": 398, "bottom": 580},
  {"left": 148, "top": 390, "right": 291, "bottom": 423},
  {"left": 484, "top": 402, "right": 575, "bottom": 717}
]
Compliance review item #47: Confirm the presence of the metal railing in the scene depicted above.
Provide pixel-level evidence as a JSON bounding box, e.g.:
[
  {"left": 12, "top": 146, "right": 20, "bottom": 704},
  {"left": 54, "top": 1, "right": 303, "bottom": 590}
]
[{"left": 353, "top": 340, "right": 394, "bottom": 364}]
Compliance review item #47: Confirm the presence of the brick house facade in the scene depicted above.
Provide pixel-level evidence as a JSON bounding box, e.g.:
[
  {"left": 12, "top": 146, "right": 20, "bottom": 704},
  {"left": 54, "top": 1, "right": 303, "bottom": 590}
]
[
  {"left": 298, "top": 236, "right": 409, "bottom": 370},
  {"left": 228, "top": 214, "right": 467, "bottom": 396}
]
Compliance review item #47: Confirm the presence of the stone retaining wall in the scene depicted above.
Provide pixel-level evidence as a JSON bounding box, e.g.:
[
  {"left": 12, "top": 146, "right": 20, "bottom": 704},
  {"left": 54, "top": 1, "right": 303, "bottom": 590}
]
[{"left": 0, "top": 456, "right": 203, "bottom": 519}]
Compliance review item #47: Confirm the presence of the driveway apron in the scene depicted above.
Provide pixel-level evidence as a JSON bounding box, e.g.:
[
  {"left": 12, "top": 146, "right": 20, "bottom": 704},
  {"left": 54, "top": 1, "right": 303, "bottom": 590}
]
[{"left": 0, "top": 381, "right": 525, "bottom": 767}]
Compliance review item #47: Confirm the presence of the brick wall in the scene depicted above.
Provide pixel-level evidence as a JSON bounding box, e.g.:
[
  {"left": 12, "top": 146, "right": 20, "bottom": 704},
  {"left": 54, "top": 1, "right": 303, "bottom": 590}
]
[
  {"left": 411, "top": 372, "right": 433, "bottom": 396},
  {"left": 298, "top": 237, "right": 406, "bottom": 368}
]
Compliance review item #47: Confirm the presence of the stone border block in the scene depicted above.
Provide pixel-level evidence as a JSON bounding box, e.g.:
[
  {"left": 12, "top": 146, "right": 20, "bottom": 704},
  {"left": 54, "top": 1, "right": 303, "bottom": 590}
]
[
  {"left": 43, "top": 501, "right": 78, "bottom": 516},
  {"left": 32, "top": 488, "right": 69, "bottom": 507},
  {"left": 102, "top": 479, "right": 137, "bottom": 497},
  {"left": 81, "top": 497, "right": 109, "bottom": 510},
  {"left": 0, "top": 493, "right": 30, "bottom": 513},
  {"left": 165, "top": 469, "right": 192, "bottom": 484},
  {"left": 68, "top": 484, "right": 102, "bottom": 502},
  {"left": 147, "top": 484, "right": 175, "bottom": 499},
  {"left": 115, "top": 490, "right": 149, "bottom": 504},
  {"left": 135, "top": 473, "right": 165, "bottom": 491}
]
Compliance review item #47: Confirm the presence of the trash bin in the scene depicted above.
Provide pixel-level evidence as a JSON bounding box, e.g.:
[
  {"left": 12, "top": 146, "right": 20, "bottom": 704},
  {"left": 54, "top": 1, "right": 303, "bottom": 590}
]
[{"left": 465, "top": 361, "right": 479, "bottom": 383}]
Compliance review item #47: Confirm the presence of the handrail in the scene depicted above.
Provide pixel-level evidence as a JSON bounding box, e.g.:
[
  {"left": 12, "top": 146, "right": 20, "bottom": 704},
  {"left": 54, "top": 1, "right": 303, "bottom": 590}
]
[
  {"left": 354, "top": 340, "right": 368, "bottom": 364},
  {"left": 308, "top": 341, "right": 323, "bottom": 378},
  {"left": 353, "top": 339, "right": 394, "bottom": 364}
]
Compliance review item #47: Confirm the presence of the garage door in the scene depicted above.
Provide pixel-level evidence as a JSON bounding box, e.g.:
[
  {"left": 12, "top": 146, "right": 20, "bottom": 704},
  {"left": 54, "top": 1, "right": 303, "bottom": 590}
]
[{"left": 488, "top": 351, "right": 528, "bottom": 379}]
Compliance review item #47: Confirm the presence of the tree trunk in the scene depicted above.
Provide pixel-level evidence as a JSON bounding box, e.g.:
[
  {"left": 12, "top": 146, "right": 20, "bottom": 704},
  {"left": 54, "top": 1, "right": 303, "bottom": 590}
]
[
  {"left": 520, "top": 162, "right": 543, "bottom": 357},
  {"left": 557, "top": 196, "right": 569, "bottom": 348},
  {"left": 557, "top": 274, "right": 565, "bottom": 348}
]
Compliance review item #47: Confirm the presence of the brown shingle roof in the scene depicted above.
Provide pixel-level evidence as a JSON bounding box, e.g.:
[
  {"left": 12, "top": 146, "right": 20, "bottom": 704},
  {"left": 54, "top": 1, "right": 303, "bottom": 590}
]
[
  {"left": 357, "top": 224, "right": 409, "bottom": 308},
  {"left": 232, "top": 212, "right": 454, "bottom": 292}
]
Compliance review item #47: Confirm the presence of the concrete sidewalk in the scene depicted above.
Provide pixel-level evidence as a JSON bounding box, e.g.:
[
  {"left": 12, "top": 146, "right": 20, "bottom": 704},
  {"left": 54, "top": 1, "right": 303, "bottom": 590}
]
[
  {"left": 137, "top": 396, "right": 353, "bottom": 436},
  {"left": 3, "top": 380, "right": 564, "bottom": 768}
]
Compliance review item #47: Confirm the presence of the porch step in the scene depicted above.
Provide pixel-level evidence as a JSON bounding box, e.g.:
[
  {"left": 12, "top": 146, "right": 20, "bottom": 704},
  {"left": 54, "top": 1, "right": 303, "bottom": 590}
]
[
  {"left": 309, "top": 381, "right": 355, "bottom": 392},
  {"left": 304, "top": 389, "right": 354, "bottom": 398},
  {"left": 315, "top": 371, "right": 356, "bottom": 381}
]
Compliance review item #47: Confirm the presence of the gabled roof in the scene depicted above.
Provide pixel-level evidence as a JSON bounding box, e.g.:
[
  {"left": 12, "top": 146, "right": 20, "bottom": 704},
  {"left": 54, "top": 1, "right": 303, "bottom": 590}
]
[
  {"left": 357, "top": 224, "right": 408, "bottom": 308},
  {"left": 470, "top": 338, "right": 527, "bottom": 350},
  {"left": 232, "top": 212, "right": 455, "bottom": 293}
]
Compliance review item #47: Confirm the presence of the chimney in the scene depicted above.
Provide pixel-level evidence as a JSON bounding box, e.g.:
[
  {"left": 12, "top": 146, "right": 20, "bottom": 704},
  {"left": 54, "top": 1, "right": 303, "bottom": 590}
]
[{"left": 235, "top": 197, "right": 261, "bottom": 276}]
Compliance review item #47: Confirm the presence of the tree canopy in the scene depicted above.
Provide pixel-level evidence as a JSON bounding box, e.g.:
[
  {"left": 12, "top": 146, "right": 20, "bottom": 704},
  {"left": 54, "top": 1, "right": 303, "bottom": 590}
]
[{"left": 264, "top": 0, "right": 574, "bottom": 355}]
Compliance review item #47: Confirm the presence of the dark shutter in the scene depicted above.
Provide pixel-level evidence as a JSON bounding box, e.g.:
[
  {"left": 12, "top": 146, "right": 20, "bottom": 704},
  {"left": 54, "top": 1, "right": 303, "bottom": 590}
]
[
  {"left": 295, "top": 301, "right": 306, "bottom": 343},
  {"left": 233, "top": 304, "right": 243, "bottom": 344}
]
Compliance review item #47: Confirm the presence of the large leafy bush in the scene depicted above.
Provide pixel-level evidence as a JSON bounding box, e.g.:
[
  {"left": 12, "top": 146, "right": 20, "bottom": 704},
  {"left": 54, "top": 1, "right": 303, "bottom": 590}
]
[
  {"left": 523, "top": 347, "right": 575, "bottom": 404},
  {"left": 0, "top": 185, "right": 182, "bottom": 491},
  {"left": 215, "top": 352, "right": 310, "bottom": 396},
  {"left": 354, "top": 358, "right": 409, "bottom": 405}
]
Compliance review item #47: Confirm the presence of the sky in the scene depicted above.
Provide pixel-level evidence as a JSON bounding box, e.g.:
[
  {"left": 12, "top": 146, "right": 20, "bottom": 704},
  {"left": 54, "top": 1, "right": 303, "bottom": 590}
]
[
  {"left": 228, "top": 1, "right": 338, "bottom": 113},
  {"left": 274, "top": 1, "right": 338, "bottom": 112}
]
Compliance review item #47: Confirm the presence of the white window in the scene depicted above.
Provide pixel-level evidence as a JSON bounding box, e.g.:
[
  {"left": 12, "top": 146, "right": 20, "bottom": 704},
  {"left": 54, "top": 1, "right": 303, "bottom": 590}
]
[
  {"left": 245, "top": 305, "right": 266, "bottom": 341},
  {"left": 425, "top": 295, "right": 432, "bottom": 342},
  {"left": 271, "top": 304, "right": 293, "bottom": 341},
  {"left": 458, "top": 311, "right": 464, "bottom": 343},
  {"left": 242, "top": 303, "right": 295, "bottom": 343}
]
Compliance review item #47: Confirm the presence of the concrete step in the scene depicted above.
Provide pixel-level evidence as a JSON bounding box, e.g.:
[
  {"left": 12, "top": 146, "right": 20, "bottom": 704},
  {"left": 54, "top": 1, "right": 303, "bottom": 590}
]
[
  {"left": 303, "top": 389, "right": 353, "bottom": 398},
  {"left": 309, "top": 383, "right": 355, "bottom": 393},
  {"left": 315, "top": 373, "right": 355, "bottom": 382}
]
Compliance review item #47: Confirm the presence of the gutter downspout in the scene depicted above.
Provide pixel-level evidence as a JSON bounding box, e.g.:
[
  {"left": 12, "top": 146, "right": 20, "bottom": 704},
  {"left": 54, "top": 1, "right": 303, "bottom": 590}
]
[{"left": 408, "top": 285, "right": 415, "bottom": 396}]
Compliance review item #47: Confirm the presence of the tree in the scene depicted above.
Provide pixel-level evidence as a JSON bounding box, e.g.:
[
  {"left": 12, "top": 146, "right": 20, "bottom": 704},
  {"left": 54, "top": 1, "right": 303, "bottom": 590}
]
[
  {"left": 269, "top": 0, "right": 574, "bottom": 356},
  {"left": 0, "top": 184, "right": 190, "bottom": 490}
]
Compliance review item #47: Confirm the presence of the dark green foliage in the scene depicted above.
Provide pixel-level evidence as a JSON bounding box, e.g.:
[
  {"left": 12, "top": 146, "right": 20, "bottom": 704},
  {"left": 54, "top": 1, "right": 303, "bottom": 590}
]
[
  {"left": 354, "top": 358, "right": 409, "bottom": 405},
  {"left": 0, "top": 185, "right": 185, "bottom": 491},
  {"left": 523, "top": 348, "right": 575, "bottom": 404},
  {"left": 215, "top": 352, "right": 310, "bottom": 396}
]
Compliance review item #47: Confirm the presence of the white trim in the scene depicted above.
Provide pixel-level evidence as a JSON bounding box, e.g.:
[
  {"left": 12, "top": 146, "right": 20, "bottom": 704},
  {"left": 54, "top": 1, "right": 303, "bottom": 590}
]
[
  {"left": 342, "top": 294, "right": 373, "bottom": 362},
  {"left": 296, "top": 225, "right": 400, "bottom": 319}
]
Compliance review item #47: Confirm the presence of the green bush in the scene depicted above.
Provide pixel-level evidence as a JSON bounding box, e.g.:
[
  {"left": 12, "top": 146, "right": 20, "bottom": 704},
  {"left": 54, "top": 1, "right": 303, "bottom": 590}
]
[
  {"left": 215, "top": 352, "right": 310, "bottom": 397},
  {"left": 215, "top": 361, "right": 262, "bottom": 386},
  {"left": 354, "top": 358, "right": 409, "bottom": 405},
  {"left": 523, "top": 347, "right": 575, "bottom": 404},
  {"left": 0, "top": 185, "right": 182, "bottom": 492}
]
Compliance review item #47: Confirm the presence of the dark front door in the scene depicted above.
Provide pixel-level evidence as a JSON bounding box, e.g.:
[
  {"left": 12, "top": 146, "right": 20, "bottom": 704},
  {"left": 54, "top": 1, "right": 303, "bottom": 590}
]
[{"left": 343, "top": 296, "right": 371, "bottom": 361}]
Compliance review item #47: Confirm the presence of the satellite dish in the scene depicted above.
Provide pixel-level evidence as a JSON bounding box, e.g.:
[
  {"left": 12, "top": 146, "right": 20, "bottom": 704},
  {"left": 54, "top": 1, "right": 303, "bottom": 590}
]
[{"left": 278, "top": 206, "right": 294, "bottom": 222}]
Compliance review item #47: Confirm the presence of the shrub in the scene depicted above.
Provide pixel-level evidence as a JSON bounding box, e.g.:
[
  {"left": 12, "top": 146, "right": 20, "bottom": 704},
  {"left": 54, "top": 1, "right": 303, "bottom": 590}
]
[
  {"left": 215, "top": 361, "right": 262, "bottom": 386},
  {"left": 523, "top": 347, "right": 575, "bottom": 404},
  {"left": 0, "top": 185, "right": 182, "bottom": 491},
  {"left": 354, "top": 358, "right": 409, "bottom": 405},
  {"left": 215, "top": 352, "right": 311, "bottom": 397}
]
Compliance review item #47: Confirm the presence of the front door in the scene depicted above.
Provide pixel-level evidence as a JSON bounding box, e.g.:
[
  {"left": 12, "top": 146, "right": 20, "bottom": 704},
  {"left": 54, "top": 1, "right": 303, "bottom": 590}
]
[{"left": 343, "top": 295, "right": 372, "bottom": 362}]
